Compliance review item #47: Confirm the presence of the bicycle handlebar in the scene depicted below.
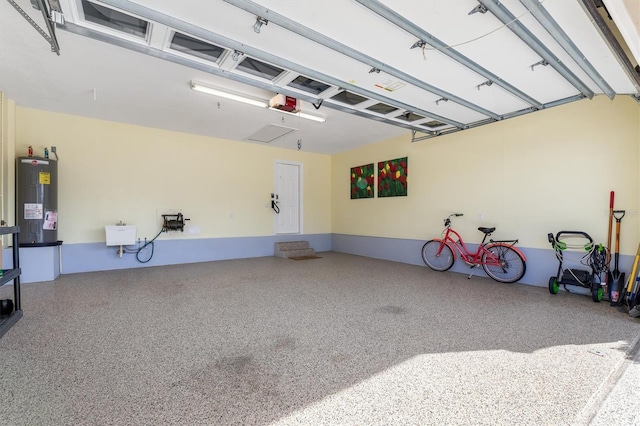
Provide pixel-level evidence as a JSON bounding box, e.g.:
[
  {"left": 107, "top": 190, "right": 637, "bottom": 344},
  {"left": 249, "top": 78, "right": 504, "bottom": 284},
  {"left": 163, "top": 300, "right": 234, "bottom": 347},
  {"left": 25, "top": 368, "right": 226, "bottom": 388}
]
[{"left": 444, "top": 213, "right": 463, "bottom": 227}]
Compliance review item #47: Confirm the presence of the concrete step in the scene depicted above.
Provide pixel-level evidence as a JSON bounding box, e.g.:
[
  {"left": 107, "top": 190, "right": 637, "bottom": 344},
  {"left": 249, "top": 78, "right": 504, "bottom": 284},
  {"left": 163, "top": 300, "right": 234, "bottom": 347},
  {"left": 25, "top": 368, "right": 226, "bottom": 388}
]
[
  {"left": 274, "top": 241, "right": 316, "bottom": 259},
  {"left": 275, "top": 241, "right": 309, "bottom": 251},
  {"left": 278, "top": 248, "right": 317, "bottom": 259}
]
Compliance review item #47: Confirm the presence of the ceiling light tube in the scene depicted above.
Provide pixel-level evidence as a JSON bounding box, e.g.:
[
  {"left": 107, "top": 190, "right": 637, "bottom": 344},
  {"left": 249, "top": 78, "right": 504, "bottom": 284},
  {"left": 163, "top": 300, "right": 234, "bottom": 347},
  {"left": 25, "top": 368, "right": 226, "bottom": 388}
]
[
  {"left": 191, "top": 81, "right": 325, "bottom": 122},
  {"left": 299, "top": 112, "right": 325, "bottom": 123},
  {"left": 190, "top": 82, "right": 268, "bottom": 108},
  {"left": 271, "top": 108, "right": 326, "bottom": 123}
]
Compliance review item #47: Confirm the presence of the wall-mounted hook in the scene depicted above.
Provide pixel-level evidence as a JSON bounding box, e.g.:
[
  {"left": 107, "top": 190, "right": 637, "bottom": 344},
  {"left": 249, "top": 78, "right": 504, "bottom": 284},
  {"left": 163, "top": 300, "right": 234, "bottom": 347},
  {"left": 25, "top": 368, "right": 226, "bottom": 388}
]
[
  {"left": 254, "top": 17, "right": 268, "bottom": 33},
  {"left": 271, "top": 193, "right": 280, "bottom": 214},
  {"left": 436, "top": 97, "right": 449, "bottom": 105},
  {"left": 468, "top": 4, "right": 488, "bottom": 15},
  {"left": 477, "top": 80, "right": 493, "bottom": 90},
  {"left": 530, "top": 59, "right": 549, "bottom": 71},
  {"left": 411, "top": 40, "right": 426, "bottom": 49}
]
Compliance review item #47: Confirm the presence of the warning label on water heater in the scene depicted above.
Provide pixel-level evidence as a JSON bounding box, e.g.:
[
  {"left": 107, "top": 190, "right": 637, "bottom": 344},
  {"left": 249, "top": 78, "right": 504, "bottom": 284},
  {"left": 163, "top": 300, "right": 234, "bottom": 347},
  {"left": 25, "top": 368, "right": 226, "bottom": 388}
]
[
  {"left": 24, "top": 203, "right": 43, "bottom": 220},
  {"left": 39, "top": 172, "right": 50, "bottom": 185},
  {"left": 43, "top": 211, "right": 57, "bottom": 230}
]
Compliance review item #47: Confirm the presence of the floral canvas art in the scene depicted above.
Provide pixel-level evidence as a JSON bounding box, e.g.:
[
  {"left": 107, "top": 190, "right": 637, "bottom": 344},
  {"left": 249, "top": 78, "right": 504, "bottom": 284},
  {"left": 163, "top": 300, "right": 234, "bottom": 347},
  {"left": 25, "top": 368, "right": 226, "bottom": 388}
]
[
  {"left": 378, "top": 157, "right": 408, "bottom": 197},
  {"left": 350, "top": 163, "right": 375, "bottom": 199}
]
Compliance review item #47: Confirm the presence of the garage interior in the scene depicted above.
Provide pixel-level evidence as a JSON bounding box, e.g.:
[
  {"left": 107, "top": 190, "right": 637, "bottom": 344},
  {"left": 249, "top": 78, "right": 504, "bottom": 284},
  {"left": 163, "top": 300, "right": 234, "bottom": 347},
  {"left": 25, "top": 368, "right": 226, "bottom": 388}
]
[{"left": 1, "top": 0, "right": 640, "bottom": 424}]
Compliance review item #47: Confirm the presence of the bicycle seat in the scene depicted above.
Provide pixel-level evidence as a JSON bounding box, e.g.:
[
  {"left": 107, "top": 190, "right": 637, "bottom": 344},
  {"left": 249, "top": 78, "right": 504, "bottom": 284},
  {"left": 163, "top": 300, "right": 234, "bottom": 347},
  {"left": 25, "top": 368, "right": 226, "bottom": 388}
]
[{"left": 478, "top": 227, "right": 495, "bottom": 234}]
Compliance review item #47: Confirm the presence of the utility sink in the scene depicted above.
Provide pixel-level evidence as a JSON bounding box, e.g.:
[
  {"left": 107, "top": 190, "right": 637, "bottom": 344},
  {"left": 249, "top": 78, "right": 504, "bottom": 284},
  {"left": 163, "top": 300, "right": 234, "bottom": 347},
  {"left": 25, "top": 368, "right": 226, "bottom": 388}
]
[{"left": 105, "top": 225, "right": 136, "bottom": 246}]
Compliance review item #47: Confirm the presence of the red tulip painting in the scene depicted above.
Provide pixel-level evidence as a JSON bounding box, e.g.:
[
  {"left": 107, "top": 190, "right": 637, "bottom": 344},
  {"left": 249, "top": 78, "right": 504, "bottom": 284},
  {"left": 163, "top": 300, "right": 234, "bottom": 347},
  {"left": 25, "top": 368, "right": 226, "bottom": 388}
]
[
  {"left": 350, "top": 163, "right": 375, "bottom": 199},
  {"left": 378, "top": 157, "right": 408, "bottom": 197}
]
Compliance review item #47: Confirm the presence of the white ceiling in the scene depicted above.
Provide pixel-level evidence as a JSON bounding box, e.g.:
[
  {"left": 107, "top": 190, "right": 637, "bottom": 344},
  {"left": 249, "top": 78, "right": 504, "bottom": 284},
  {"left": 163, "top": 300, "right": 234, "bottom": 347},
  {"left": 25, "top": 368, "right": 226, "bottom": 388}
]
[{"left": 1, "top": 0, "right": 639, "bottom": 154}]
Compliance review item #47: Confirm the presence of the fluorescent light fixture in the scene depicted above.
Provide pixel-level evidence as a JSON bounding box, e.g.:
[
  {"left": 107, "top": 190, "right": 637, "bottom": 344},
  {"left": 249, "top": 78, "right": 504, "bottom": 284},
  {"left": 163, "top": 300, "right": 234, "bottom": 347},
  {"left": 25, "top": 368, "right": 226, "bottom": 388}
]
[
  {"left": 298, "top": 112, "right": 325, "bottom": 123},
  {"left": 190, "top": 82, "right": 268, "bottom": 108},
  {"left": 190, "top": 81, "right": 325, "bottom": 123},
  {"left": 273, "top": 108, "right": 326, "bottom": 123}
]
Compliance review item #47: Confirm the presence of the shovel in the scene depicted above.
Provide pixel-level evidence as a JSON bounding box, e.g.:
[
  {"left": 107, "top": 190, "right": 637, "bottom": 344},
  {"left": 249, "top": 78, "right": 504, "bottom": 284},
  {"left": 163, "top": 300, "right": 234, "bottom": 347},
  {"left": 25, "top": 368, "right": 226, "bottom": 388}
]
[{"left": 610, "top": 210, "right": 626, "bottom": 305}]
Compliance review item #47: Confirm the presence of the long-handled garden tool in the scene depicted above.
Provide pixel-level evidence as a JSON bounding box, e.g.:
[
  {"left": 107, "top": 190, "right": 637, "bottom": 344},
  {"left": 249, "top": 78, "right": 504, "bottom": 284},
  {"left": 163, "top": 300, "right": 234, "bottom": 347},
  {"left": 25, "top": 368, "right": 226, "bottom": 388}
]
[
  {"left": 627, "top": 258, "right": 640, "bottom": 317},
  {"left": 621, "top": 243, "right": 640, "bottom": 309},
  {"left": 609, "top": 210, "right": 626, "bottom": 305},
  {"left": 630, "top": 282, "right": 640, "bottom": 317},
  {"left": 605, "top": 191, "right": 614, "bottom": 298}
]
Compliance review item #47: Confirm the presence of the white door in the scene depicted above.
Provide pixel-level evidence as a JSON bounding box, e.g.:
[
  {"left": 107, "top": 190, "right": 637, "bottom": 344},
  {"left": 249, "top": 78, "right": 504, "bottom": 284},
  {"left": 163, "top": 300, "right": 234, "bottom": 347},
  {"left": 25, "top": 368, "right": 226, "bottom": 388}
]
[{"left": 274, "top": 162, "right": 301, "bottom": 234}]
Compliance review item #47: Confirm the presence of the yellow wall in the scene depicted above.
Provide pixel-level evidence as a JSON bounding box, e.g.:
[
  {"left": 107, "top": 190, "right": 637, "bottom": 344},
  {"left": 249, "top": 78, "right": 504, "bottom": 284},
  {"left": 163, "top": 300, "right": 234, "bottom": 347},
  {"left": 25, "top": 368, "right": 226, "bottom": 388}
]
[
  {"left": 10, "top": 95, "right": 640, "bottom": 256},
  {"left": 15, "top": 108, "right": 331, "bottom": 243},
  {"left": 332, "top": 96, "right": 640, "bottom": 254},
  {"left": 1, "top": 95, "right": 16, "bottom": 250}
]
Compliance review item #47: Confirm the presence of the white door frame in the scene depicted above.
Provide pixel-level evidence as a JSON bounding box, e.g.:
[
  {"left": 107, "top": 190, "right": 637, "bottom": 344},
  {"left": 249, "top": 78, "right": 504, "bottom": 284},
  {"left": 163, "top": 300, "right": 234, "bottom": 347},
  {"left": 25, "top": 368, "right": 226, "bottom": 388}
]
[{"left": 274, "top": 160, "right": 303, "bottom": 234}]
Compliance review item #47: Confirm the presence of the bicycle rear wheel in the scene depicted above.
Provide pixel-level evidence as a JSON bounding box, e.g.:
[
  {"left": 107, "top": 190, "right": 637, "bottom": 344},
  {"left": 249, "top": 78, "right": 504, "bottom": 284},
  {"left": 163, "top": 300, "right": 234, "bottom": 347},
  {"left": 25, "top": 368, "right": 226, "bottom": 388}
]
[
  {"left": 481, "top": 244, "right": 526, "bottom": 283},
  {"left": 421, "top": 240, "right": 455, "bottom": 271}
]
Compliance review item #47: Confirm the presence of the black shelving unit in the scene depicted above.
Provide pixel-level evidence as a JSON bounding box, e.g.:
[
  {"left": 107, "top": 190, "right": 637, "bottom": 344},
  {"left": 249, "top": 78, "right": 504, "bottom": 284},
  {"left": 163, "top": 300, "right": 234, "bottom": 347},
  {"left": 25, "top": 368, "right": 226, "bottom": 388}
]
[{"left": 0, "top": 226, "right": 21, "bottom": 339}]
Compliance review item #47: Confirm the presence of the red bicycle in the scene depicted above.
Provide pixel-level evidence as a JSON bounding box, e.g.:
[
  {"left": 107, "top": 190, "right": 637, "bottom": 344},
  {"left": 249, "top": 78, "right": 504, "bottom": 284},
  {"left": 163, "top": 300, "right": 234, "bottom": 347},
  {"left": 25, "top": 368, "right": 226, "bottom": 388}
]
[{"left": 421, "top": 213, "right": 527, "bottom": 283}]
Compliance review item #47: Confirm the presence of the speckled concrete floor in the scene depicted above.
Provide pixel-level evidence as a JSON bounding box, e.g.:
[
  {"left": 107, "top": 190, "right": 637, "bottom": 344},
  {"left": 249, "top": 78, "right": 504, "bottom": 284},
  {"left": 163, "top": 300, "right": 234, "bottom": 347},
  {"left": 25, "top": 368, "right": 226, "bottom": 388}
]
[{"left": 0, "top": 252, "right": 638, "bottom": 425}]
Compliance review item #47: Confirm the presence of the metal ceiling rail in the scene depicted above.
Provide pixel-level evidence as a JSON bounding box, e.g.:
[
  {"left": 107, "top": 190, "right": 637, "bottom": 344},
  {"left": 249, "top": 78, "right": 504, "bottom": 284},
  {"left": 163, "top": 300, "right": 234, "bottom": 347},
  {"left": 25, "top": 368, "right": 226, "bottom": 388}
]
[
  {"left": 354, "top": 0, "right": 543, "bottom": 110},
  {"left": 60, "top": 22, "right": 442, "bottom": 134},
  {"left": 519, "top": 0, "right": 615, "bottom": 99},
  {"left": 477, "top": 0, "right": 595, "bottom": 99},
  {"left": 411, "top": 93, "right": 586, "bottom": 142},
  {"left": 6, "top": 0, "right": 60, "bottom": 55},
  {"left": 223, "top": 0, "right": 501, "bottom": 121},
  {"left": 577, "top": 0, "right": 640, "bottom": 94},
  {"left": 95, "top": 0, "right": 465, "bottom": 129}
]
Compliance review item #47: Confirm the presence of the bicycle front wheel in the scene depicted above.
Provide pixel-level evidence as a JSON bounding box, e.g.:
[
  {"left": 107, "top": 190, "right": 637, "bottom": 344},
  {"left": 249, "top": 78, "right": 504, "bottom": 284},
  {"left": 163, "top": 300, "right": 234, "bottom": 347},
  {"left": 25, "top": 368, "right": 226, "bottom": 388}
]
[
  {"left": 482, "top": 244, "right": 526, "bottom": 283},
  {"left": 421, "top": 240, "right": 455, "bottom": 271}
]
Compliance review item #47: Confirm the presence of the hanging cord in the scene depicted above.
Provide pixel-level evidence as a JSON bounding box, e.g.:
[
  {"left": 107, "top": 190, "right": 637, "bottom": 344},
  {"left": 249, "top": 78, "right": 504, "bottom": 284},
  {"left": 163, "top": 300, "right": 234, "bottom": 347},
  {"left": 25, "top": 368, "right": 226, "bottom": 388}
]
[
  {"left": 420, "top": 0, "right": 547, "bottom": 58},
  {"left": 123, "top": 228, "right": 165, "bottom": 263},
  {"left": 297, "top": 105, "right": 302, "bottom": 151}
]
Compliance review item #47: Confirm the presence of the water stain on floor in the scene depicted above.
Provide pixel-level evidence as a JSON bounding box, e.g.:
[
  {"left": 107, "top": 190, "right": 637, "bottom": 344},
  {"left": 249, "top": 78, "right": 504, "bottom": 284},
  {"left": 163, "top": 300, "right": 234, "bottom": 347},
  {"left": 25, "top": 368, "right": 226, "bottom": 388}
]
[{"left": 376, "top": 305, "right": 406, "bottom": 315}]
